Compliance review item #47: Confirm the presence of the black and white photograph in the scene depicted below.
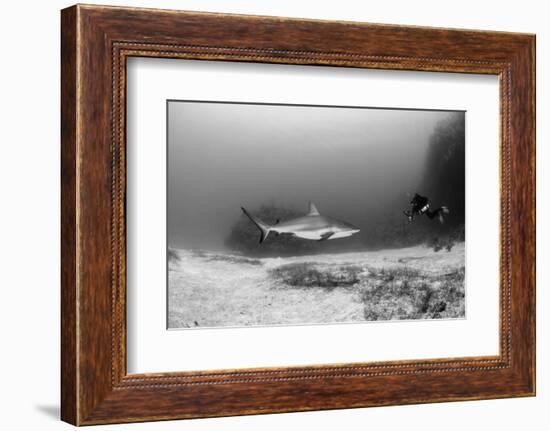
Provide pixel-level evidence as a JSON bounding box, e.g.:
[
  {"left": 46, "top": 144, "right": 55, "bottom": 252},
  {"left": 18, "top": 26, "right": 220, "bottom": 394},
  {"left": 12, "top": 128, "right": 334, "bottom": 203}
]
[
  {"left": 167, "top": 101, "right": 466, "bottom": 329},
  {"left": 0, "top": 0, "right": 541, "bottom": 428}
]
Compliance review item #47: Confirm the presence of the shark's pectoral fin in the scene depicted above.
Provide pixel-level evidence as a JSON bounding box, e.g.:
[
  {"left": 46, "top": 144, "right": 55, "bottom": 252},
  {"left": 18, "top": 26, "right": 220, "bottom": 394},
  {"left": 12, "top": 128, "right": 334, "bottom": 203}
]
[{"left": 318, "top": 232, "right": 334, "bottom": 241}]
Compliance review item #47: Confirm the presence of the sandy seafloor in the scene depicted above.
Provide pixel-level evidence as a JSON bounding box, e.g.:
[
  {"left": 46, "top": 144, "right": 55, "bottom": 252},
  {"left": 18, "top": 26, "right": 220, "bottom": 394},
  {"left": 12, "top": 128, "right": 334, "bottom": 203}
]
[{"left": 168, "top": 243, "right": 465, "bottom": 329}]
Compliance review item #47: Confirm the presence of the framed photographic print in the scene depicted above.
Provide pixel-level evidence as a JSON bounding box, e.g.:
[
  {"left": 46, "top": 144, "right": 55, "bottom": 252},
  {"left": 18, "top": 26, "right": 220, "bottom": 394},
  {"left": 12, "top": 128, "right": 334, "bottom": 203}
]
[{"left": 61, "top": 4, "right": 535, "bottom": 425}]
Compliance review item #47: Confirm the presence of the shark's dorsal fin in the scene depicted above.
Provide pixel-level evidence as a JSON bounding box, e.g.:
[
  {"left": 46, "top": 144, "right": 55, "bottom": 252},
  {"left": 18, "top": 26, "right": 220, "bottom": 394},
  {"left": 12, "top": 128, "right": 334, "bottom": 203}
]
[{"left": 307, "top": 202, "right": 320, "bottom": 216}]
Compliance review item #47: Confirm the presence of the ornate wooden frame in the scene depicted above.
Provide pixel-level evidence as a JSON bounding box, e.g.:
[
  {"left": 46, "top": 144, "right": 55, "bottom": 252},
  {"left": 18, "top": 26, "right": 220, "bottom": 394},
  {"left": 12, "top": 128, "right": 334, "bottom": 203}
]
[{"left": 61, "top": 4, "right": 535, "bottom": 425}]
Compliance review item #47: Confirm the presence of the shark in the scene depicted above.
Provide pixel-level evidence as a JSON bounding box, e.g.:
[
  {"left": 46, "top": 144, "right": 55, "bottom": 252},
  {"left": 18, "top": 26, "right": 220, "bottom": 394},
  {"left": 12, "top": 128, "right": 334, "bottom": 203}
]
[{"left": 240, "top": 202, "right": 360, "bottom": 243}]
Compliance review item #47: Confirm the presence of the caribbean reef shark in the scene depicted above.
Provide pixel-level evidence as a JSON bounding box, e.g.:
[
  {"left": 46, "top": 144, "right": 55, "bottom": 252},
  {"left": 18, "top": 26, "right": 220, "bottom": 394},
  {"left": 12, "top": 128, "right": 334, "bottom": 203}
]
[{"left": 241, "top": 202, "right": 360, "bottom": 243}]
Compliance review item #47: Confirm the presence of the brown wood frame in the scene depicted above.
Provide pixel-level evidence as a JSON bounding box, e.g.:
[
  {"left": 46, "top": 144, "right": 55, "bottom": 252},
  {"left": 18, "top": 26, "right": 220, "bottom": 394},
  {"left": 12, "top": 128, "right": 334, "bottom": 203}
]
[{"left": 61, "top": 4, "right": 535, "bottom": 426}]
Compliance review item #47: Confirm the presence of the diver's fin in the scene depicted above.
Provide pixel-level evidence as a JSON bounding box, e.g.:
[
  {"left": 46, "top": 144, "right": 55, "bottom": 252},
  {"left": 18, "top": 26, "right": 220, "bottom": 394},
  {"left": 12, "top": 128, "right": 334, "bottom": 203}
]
[
  {"left": 319, "top": 232, "right": 334, "bottom": 241},
  {"left": 307, "top": 202, "right": 320, "bottom": 216},
  {"left": 241, "top": 207, "right": 272, "bottom": 243},
  {"left": 437, "top": 206, "right": 450, "bottom": 224}
]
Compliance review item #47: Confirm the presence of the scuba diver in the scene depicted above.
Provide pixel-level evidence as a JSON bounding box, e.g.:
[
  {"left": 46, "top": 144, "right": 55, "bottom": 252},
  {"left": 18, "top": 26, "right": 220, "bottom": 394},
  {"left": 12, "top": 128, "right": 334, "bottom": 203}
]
[{"left": 403, "top": 193, "right": 450, "bottom": 224}]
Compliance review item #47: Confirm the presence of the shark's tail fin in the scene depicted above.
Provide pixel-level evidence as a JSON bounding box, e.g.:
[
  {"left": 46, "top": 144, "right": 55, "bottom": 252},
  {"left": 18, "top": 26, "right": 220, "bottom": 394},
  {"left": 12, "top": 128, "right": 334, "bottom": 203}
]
[{"left": 241, "top": 207, "right": 272, "bottom": 244}]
